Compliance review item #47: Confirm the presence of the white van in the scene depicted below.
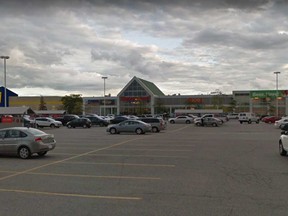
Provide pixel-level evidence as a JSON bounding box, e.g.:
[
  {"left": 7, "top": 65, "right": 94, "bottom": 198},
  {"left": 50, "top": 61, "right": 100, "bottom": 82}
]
[{"left": 238, "top": 113, "right": 260, "bottom": 124}]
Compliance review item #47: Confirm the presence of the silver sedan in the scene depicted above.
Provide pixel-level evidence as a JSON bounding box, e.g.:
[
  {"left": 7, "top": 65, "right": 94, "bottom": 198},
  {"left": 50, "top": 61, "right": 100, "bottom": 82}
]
[
  {"left": 0, "top": 127, "right": 56, "bottom": 159},
  {"left": 168, "top": 116, "right": 193, "bottom": 124},
  {"left": 107, "top": 120, "right": 152, "bottom": 135}
]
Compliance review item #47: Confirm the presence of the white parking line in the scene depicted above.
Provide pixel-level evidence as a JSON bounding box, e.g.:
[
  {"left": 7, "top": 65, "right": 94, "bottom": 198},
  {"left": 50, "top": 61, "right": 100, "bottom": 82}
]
[
  {"left": 104, "top": 148, "right": 193, "bottom": 152},
  {"left": 90, "top": 154, "right": 189, "bottom": 158},
  {"left": 64, "top": 161, "right": 175, "bottom": 167},
  {"left": 0, "top": 188, "right": 142, "bottom": 200},
  {"left": 0, "top": 170, "right": 161, "bottom": 180},
  {"left": 50, "top": 153, "right": 189, "bottom": 158}
]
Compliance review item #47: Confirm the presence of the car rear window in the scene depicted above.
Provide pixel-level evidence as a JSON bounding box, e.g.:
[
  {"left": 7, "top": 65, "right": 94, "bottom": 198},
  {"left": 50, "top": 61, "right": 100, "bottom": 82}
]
[{"left": 26, "top": 128, "right": 47, "bottom": 135}]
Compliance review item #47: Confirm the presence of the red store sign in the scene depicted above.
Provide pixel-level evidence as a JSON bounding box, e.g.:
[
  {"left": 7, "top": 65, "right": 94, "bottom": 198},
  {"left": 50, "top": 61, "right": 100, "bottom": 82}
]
[{"left": 120, "top": 96, "right": 150, "bottom": 102}]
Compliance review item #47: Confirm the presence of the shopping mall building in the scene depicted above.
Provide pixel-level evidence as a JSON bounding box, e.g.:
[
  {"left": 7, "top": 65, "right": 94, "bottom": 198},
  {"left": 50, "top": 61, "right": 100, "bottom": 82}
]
[{"left": 5, "top": 76, "right": 288, "bottom": 116}]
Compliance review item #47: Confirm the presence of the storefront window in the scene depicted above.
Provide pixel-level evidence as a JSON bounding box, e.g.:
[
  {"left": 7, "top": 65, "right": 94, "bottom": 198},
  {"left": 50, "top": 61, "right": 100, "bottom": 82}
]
[{"left": 120, "top": 80, "right": 151, "bottom": 115}]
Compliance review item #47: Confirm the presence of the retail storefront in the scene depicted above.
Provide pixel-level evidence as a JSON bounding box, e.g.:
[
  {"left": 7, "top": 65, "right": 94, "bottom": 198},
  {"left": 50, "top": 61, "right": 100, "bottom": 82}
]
[
  {"left": 83, "top": 76, "right": 234, "bottom": 116},
  {"left": 233, "top": 90, "right": 288, "bottom": 116}
]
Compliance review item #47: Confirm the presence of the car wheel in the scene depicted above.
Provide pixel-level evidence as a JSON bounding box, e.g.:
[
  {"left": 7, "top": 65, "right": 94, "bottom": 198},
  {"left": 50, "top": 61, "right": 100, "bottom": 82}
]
[
  {"left": 152, "top": 127, "right": 159, "bottom": 133},
  {"left": 110, "top": 128, "right": 117, "bottom": 134},
  {"left": 212, "top": 123, "right": 217, "bottom": 127},
  {"left": 170, "top": 120, "right": 175, "bottom": 124},
  {"left": 248, "top": 120, "right": 252, "bottom": 124},
  {"left": 279, "top": 141, "right": 287, "bottom": 156},
  {"left": 186, "top": 120, "right": 191, "bottom": 124},
  {"left": 18, "top": 146, "right": 31, "bottom": 159},
  {"left": 135, "top": 128, "right": 143, "bottom": 135},
  {"left": 67, "top": 124, "right": 72, "bottom": 128},
  {"left": 50, "top": 124, "right": 55, "bottom": 128},
  {"left": 38, "top": 151, "right": 47, "bottom": 156},
  {"left": 196, "top": 122, "right": 201, "bottom": 126},
  {"left": 83, "top": 124, "right": 87, "bottom": 128}
]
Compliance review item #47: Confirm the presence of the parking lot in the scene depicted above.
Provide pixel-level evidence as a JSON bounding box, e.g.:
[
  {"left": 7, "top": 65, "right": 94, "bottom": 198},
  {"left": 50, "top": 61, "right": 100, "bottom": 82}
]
[{"left": 0, "top": 120, "right": 288, "bottom": 216}]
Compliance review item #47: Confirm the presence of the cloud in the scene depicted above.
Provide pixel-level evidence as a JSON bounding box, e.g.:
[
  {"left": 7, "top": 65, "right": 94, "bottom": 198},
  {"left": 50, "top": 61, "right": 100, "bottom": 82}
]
[
  {"left": 0, "top": 0, "right": 287, "bottom": 97},
  {"left": 185, "top": 29, "right": 288, "bottom": 50}
]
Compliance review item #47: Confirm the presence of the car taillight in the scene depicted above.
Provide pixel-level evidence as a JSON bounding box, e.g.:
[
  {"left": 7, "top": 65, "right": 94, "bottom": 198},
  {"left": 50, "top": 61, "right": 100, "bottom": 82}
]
[{"left": 35, "top": 137, "right": 42, "bottom": 142}]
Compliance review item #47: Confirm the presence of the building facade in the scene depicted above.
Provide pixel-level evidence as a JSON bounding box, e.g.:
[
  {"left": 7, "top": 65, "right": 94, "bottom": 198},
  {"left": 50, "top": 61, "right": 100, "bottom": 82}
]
[
  {"left": 9, "top": 96, "right": 63, "bottom": 111},
  {"left": 233, "top": 90, "right": 288, "bottom": 116},
  {"left": 83, "top": 76, "right": 235, "bottom": 116},
  {"left": 4, "top": 77, "right": 288, "bottom": 117}
]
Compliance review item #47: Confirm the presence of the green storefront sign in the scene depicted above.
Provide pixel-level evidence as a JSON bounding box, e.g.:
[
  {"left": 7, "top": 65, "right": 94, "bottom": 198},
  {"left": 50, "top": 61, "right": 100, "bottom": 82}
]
[{"left": 250, "top": 90, "right": 283, "bottom": 98}]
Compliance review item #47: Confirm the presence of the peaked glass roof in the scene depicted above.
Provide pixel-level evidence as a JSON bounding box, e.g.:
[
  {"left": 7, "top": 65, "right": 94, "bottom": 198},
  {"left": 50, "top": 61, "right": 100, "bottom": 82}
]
[{"left": 138, "top": 78, "right": 165, "bottom": 96}]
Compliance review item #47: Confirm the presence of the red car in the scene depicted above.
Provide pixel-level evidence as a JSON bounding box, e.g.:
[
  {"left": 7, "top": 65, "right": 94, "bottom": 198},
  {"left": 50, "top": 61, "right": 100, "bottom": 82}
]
[{"left": 262, "top": 116, "right": 281, "bottom": 124}]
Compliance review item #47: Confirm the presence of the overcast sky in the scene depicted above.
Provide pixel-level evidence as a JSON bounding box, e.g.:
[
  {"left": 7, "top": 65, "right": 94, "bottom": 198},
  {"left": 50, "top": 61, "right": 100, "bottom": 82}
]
[{"left": 0, "top": 0, "right": 287, "bottom": 97}]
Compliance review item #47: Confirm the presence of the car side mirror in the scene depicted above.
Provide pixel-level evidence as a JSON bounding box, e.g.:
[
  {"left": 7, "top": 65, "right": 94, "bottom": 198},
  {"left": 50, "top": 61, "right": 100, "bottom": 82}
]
[{"left": 281, "top": 130, "right": 288, "bottom": 135}]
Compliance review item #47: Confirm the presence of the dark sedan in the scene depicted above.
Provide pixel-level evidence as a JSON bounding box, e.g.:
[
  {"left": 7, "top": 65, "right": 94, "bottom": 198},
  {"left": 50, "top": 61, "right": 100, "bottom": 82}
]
[
  {"left": 66, "top": 118, "right": 92, "bottom": 128},
  {"left": 84, "top": 115, "right": 109, "bottom": 127},
  {"left": 110, "top": 116, "right": 129, "bottom": 124}
]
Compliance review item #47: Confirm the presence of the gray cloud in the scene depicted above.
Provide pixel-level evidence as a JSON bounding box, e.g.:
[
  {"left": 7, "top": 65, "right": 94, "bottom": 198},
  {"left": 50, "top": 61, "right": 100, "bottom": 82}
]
[
  {"left": 185, "top": 29, "right": 288, "bottom": 50},
  {"left": 0, "top": 0, "right": 287, "bottom": 96}
]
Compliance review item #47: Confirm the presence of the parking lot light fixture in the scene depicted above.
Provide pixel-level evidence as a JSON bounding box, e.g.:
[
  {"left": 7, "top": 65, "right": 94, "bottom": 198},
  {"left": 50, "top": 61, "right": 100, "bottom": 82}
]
[
  {"left": 102, "top": 76, "right": 108, "bottom": 116},
  {"left": 273, "top": 71, "right": 281, "bottom": 117},
  {"left": 0, "top": 56, "right": 9, "bottom": 107}
]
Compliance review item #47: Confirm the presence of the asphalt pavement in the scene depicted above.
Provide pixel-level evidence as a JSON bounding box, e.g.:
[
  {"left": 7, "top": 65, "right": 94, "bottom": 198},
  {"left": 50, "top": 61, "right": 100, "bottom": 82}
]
[{"left": 0, "top": 120, "right": 287, "bottom": 216}]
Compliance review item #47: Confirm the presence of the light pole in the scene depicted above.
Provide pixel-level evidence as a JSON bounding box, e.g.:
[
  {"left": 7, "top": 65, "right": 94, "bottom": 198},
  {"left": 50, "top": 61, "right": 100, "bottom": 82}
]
[
  {"left": 274, "top": 71, "right": 281, "bottom": 117},
  {"left": 102, "top": 76, "right": 108, "bottom": 116},
  {"left": 1, "top": 56, "right": 9, "bottom": 107}
]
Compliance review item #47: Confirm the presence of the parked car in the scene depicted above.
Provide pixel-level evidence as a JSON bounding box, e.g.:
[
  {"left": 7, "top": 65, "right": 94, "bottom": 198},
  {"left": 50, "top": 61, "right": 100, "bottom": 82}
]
[
  {"left": 0, "top": 127, "right": 56, "bottom": 159},
  {"left": 110, "top": 116, "right": 129, "bottom": 124},
  {"left": 280, "top": 122, "right": 288, "bottom": 130},
  {"left": 55, "top": 114, "right": 79, "bottom": 126},
  {"left": 84, "top": 115, "right": 109, "bottom": 127},
  {"left": 66, "top": 117, "right": 92, "bottom": 128},
  {"left": 187, "top": 114, "right": 199, "bottom": 119},
  {"left": 138, "top": 117, "right": 167, "bottom": 132},
  {"left": 35, "top": 117, "right": 62, "bottom": 128},
  {"left": 23, "top": 115, "right": 36, "bottom": 127},
  {"left": 194, "top": 114, "right": 228, "bottom": 123},
  {"left": 274, "top": 118, "right": 288, "bottom": 128},
  {"left": 259, "top": 114, "right": 269, "bottom": 121},
  {"left": 227, "top": 113, "right": 239, "bottom": 120},
  {"left": 238, "top": 112, "right": 260, "bottom": 124},
  {"left": 168, "top": 116, "right": 193, "bottom": 124},
  {"left": 195, "top": 117, "right": 222, "bottom": 127},
  {"left": 107, "top": 120, "right": 152, "bottom": 135},
  {"left": 262, "top": 116, "right": 281, "bottom": 124},
  {"left": 279, "top": 124, "right": 288, "bottom": 156}
]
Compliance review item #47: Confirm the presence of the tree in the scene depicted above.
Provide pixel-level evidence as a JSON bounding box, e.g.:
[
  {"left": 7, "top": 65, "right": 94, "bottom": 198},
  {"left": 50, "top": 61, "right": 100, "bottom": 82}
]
[
  {"left": 61, "top": 94, "right": 83, "bottom": 115},
  {"left": 39, "top": 96, "right": 47, "bottom": 110}
]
